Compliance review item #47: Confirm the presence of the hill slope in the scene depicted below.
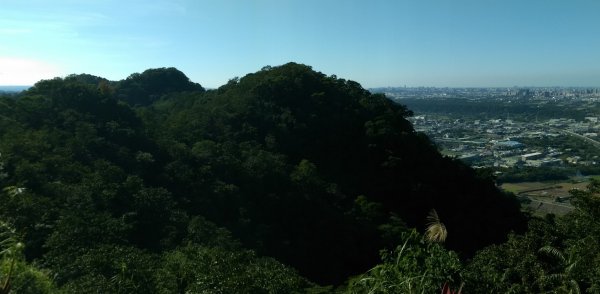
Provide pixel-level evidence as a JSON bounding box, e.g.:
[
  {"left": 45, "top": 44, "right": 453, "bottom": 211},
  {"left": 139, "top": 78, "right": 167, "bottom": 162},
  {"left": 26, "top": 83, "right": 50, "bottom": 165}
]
[
  {"left": 140, "top": 63, "right": 527, "bottom": 281},
  {"left": 0, "top": 63, "right": 526, "bottom": 291}
]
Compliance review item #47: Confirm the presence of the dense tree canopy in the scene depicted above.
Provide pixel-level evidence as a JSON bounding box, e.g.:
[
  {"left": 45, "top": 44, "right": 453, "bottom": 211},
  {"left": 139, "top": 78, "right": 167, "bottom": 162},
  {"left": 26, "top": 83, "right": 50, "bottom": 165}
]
[
  {"left": 0, "top": 63, "right": 536, "bottom": 292},
  {"left": 115, "top": 67, "right": 204, "bottom": 106}
]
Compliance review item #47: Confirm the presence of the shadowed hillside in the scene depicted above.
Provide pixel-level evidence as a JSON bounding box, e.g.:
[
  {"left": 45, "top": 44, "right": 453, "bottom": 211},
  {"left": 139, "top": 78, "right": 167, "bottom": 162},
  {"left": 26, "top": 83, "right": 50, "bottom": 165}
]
[{"left": 0, "top": 63, "right": 527, "bottom": 292}]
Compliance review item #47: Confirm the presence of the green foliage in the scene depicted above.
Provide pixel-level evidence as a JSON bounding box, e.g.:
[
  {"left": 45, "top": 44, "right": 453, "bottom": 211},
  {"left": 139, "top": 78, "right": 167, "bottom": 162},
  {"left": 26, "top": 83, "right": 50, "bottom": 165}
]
[
  {"left": 155, "top": 244, "right": 310, "bottom": 294},
  {"left": 0, "top": 221, "right": 56, "bottom": 294},
  {"left": 116, "top": 68, "right": 204, "bottom": 106},
  {"left": 498, "top": 166, "right": 571, "bottom": 183},
  {"left": 463, "top": 180, "right": 600, "bottom": 293},
  {"left": 538, "top": 246, "right": 581, "bottom": 293},
  {"left": 346, "top": 230, "right": 462, "bottom": 294},
  {"left": 0, "top": 63, "right": 530, "bottom": 290},
  {"left": 58, "top": 245, "right": 156, "bottom": 293},
  {"left": 462, "top": 231, "right": 547, "bottom": 293}
]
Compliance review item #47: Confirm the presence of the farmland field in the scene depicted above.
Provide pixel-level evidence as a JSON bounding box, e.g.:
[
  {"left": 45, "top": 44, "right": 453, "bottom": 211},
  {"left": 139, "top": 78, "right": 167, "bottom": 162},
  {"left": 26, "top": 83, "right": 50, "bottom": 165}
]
[{"left": 499, "top": 177, "right": 597, "bottom": 216}]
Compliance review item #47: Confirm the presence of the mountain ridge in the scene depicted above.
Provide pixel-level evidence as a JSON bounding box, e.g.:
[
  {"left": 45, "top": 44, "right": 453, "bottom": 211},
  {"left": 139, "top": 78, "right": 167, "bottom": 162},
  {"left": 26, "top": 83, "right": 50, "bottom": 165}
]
[{"left": 0, "top": 62, "right": 527, "bottom": 290}]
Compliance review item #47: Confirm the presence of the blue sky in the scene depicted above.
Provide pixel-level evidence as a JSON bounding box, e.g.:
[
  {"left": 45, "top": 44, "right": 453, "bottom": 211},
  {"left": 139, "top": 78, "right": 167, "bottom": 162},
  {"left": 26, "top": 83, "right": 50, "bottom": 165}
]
[{"left": 1, "top": 0, "right": 599, "bottom": 87}]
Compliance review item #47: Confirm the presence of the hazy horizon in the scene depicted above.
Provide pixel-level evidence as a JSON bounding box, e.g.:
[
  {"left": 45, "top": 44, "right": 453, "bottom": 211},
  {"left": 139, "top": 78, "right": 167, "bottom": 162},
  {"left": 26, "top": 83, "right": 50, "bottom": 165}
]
[{"left": 2, "top": 74, "right": 600, "bottom": 90}]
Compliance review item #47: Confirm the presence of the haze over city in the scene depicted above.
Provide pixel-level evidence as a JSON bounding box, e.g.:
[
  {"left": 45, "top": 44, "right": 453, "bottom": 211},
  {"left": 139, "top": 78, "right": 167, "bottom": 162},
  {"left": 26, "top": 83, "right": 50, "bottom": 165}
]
[{"left": 1, "top": 0, "right": 599, "bottom": 88}]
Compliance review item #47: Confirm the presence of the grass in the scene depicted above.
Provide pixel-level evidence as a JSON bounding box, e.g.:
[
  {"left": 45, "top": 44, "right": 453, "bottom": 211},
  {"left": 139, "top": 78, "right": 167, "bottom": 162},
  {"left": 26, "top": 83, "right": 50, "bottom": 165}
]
[
  {"left": 500, "top": 176, "right": 597, "bottom": 195},
  {"left": 501, "top": 182, "right": 554, "bottom": 193}
]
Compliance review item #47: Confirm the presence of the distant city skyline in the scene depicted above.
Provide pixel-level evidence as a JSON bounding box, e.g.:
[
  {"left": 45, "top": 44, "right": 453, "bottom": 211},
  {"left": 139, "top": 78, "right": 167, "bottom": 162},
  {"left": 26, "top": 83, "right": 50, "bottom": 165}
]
[{"left": 1, "top": 0, "right": 600, "bottom": 88}]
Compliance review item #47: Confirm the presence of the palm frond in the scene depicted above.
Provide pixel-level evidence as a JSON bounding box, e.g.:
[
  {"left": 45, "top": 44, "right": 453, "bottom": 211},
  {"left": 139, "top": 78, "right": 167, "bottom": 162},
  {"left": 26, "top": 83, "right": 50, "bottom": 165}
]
[
  {"left": 565, "top": 261, "right": 577, "bottom": 274},
  {"left": 568, "top": 279, "right": 581, "bottom": 294},
  {"left": 539, "top": 246, "right": 566, "bottom": 264},
  {"left": 541, "top": 273, "right": 567, "bottom": 283},
  {"left": 0, "top": 222, "right": 17, "bottom": 257},
  {"left": 425, "top": 209, "right": 447, "bottom": 243}
]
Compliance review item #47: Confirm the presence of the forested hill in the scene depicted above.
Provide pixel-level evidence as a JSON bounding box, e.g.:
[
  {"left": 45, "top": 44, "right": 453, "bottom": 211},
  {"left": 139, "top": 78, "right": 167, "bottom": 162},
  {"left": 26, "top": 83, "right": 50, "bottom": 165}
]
[{"left": 0, "top": 63, "right": 526, "bottom": 292}]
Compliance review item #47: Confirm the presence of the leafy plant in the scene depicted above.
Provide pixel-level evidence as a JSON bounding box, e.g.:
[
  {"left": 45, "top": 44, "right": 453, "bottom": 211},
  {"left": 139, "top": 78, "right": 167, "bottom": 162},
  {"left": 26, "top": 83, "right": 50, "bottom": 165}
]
[
  {"left": 347, "top": 230, "right": 461, "bottom": 294},
  {"left": 538, "top": 246, "right": 581, "bottom": 293},
  {"left": 0, "top": 221, "right": 55, "bottom": 294}
]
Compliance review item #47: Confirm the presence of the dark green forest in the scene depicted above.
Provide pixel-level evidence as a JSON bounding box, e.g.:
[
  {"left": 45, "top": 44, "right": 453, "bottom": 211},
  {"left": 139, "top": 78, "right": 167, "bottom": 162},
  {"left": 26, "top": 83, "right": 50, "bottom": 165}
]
[{"left": 0, "top": 63, "right": 598, "bottom": 293}]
